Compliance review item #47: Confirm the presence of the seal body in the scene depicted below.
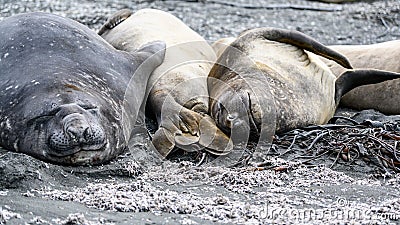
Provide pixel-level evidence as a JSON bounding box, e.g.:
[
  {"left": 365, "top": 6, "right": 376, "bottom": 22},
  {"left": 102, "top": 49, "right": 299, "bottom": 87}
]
[
  {"left": 0, "top": 12, "right": 165, "bottom": 165},
  {"left": 209, "top": 28, "right": 400, "bottom": 144},
  {"left": 212, "top": 37, "right": 236, "bottom": 59},
  {"left": 321, "top": 41, "right": 400, "bottom": 114},
  {"left": 100, "top": 9, "right": 232, "bottom": 157}
]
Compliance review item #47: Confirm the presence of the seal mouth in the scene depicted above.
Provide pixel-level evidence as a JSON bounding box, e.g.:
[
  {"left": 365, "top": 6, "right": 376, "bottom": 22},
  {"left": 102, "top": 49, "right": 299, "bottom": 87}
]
[
  {"left": 45, "top": 104, "right": 108, "bottom": 157},
  {"left": 48, "top": 128, "right": 107, "bottom": 157},
  {"left": 47, "top": 120, "right": 107, "bottom": 157},
  {"left": 47, "top": 142, "right": 107, "bottom": 157}
]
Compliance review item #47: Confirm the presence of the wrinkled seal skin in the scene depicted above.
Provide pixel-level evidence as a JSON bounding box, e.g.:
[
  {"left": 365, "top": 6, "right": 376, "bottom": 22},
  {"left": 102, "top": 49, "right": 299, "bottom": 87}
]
[
  {"left": 0, "top": 12, "right": 165, "bottom": 165},
  {"left": 99, "top": 9, "right": 232, "bottom": 157},
  {"left": 319, "top": 41, "right": 400, "bottom": 114},
  {"left": 209, "top": 28, "right": 400, "bottom": 144}
]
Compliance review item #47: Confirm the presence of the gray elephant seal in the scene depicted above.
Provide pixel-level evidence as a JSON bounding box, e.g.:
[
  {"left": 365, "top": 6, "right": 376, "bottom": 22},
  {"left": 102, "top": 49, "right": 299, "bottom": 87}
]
[
  {"left": 208, "top": 28, "right": 400, "bottom": 144},
  {"left": 99, "top": 9, "right": 232, "bottom": 157},
  {"left": 319, "top": 41, "right": 400, "bottom": 114},
  {"left": 0, "top": 12, "right": 165, "bottom": 165}
]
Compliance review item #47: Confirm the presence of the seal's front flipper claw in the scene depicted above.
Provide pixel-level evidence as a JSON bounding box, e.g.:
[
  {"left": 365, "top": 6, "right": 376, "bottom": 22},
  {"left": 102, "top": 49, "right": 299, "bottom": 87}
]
[
  {"left": 178, "top": 107, "right": 201, "bottom": 136},
  {"left": 98, "top": 9, "right": 133, "bottom": 35}
]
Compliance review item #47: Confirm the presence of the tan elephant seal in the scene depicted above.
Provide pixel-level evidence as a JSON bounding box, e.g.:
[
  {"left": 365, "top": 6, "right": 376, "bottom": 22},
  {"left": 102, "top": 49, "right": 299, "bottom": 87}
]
[
  {"left": 99, "top": 9, "right": 232, "bottom": 157},
  {"left": 319, "top": 41, "right": 400, "bottom": 114},
  {"left": 208, "top": 28, "right": 400, "bottom": 146}
]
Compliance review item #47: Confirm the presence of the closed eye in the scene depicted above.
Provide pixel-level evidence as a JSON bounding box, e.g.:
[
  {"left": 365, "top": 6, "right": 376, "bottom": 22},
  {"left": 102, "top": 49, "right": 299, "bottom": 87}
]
[
  {"left": 27, "top": 107, "right": 62, "bottom": 126},
  {"left": 217, "top": 102, "right": 223, "bottom": 112},
  {"left": 27, "top": 104, "right": 98, "bottom": 126},
  {"left": 246, "top": 92, "right": 259, "bottom": 134},
  {"left": 48, "top": 104, "right": 96, "bottom": 116},
  {"left": 81, "top": 104, "right": 97, "bottom": 110},
  {"left": 27, "top": 114, "right": 54, "bottom": 127}
]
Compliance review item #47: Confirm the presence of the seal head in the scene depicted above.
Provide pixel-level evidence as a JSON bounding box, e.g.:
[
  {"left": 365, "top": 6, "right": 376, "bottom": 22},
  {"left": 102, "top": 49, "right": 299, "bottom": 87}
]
[
  {"left": 209, "top": 28, "right": 400, "bottom": 146},
  {"left": 0, "top": 12, "right": 165, "bottom": 165}
]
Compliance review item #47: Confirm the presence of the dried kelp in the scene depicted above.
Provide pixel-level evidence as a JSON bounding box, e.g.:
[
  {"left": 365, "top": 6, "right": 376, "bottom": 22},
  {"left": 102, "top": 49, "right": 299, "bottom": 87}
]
[{"left": 271, "top": 116, "right": 400, "bottom": 174}]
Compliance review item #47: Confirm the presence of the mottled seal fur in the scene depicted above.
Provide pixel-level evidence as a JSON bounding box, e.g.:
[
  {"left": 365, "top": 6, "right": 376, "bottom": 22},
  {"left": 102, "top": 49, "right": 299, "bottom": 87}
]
[
  {"left": 99, "top": 9, "right": 232, "bottom": 157},
  {"left": 320, "top": 41, "right": 400, "bottom": 114},
  {"left": 208, "top": 28, "right": 400, "bottom": 144},
  {"left": 0, "top": 12, "right": 165, "bottom": 165}
]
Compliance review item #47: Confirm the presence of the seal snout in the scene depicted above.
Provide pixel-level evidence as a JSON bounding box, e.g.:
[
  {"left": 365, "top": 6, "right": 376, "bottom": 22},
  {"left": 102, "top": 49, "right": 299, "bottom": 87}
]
[
  {"left": 48, "top": 104, "right": 107, "bottom": 157},
  {"left": 63, "top": 113, "right": 92, "bottom": 144}
]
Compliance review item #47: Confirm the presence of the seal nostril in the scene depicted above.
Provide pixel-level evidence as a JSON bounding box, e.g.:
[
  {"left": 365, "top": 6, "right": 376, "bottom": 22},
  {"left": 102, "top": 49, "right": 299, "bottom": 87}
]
[
  {"left": 83, "top": 127, "right": 93, "bottom": 141},
  {"left": 83, "top": 127, "right": 88, "bottom": 136},
  {"left": 66, "top": 125, "right": 89, "bottom": 143}
]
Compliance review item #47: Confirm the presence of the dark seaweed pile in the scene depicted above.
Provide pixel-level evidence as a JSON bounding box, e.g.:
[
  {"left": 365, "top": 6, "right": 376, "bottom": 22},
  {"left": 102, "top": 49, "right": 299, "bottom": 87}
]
[{"left": 272, "top": 113, "right": 400, "bottom": 174}]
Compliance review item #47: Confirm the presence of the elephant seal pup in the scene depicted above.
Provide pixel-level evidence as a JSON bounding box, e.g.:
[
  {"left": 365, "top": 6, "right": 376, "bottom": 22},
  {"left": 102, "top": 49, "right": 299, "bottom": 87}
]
[
  {"left": 319, "top": 41, "right": 400, "bottom": 114},
  {"left": 99, "top": 9, "right": 232, "bottom": 157},
  {"left": 0, "top": 12, "right": 166, "bottom": 165},
  {"left": 208, "top": 28, "right": 400, "bottom": 145}
]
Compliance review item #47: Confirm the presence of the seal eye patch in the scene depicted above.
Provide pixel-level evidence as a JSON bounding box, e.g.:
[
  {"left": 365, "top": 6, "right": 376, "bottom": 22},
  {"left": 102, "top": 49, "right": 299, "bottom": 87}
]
[{"left": 26, "top": 107, "right": 63, "bottom": 127}]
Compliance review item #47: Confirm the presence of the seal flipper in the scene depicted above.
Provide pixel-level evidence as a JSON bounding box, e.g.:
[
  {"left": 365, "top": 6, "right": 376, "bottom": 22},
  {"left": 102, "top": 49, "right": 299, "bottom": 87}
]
[
  {"left": 242, "top": 28, "right": 352, "bottom": 69},
  {"left": 335, "top": 69, "right": 400, "bottom": 105},
  {"left": 128, "top": 41, "right": 166, "bottom": 85},
  {"left": 153, "top": 107, "right": 233, "bottom": 157},
  {"left": 175, "top": 108, "right": 233, "bottom": 156},
  {"left": 198, "top": 116, "right": 233, "bottom": 156},
  {"left": 98, "top": 9, "right": 132, "bottom": 35},
  {"left": 153, "top": 127, "right": 176, "bottom": 158},
  {"left": 153, "top": 123, "right": 202, "bottom": 158},
  {"left": 152, "top": 103, "right": 202, "bottom": 158}
]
